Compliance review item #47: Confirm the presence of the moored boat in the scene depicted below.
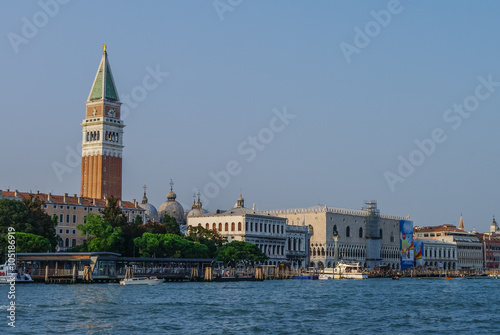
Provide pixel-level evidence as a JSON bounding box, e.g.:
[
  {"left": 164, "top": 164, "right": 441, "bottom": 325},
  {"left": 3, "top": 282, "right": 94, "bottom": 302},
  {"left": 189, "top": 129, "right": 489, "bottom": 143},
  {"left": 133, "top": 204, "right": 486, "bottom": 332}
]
[
  {"left": 119, "top": 276, "right": 164, "bottom": 285},
  {"left": 323, "top": 261, "right": 368, "bottom": 280},
  {"left": 0, "top": 263, "right": 34, "bottom": 284}
]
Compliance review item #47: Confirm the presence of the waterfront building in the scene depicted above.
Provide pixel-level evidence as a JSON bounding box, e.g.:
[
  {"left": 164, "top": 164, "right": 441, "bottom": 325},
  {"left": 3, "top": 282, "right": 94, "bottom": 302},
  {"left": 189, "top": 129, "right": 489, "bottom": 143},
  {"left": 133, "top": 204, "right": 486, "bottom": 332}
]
[
  {"left": 263, "top": 201, "right": 404, "bottom": 270},
  {"left": 0, "top": 189, "right": 145, "bottom": 251},
  {"left": 81, "top": 45, "right": 125, "bottom": 199},
  {"left": 414, "top": 239, "right": 458, "bottom": 270},
  {"left": 474, "top": 217, "right": 500, "bottom": 269},
  {"left": 414, "top": 220, "right": 483, "bottom": 270},
  {"left": 186, "top": 195, "right": 310, "bottom": 267}
]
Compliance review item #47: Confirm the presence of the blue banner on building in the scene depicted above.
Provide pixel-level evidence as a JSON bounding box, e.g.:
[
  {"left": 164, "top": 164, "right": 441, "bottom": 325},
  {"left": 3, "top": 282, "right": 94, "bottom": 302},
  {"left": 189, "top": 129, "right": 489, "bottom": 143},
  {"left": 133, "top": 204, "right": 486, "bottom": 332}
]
[{"left": 400, "top": 220, "right": 414, "bottom": 269}]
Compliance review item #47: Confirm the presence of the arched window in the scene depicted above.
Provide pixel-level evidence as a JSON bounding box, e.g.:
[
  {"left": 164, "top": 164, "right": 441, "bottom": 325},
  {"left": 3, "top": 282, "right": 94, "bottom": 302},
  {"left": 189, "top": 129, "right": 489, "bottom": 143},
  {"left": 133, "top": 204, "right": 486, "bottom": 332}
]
[
  {"left": 212, "top": 223, "right": 216, "bottom": 230},
  {"left": 218, "top": 223, "right": 222, "bottom": 231},
  {"left": 206, "top": 223, "right": 209, "bottom": 230},
  {"left": 390, "top": 232, "right": 394, "bottom": 242},
  {"left": 250, "top": 222, "right": 253, "bottom": 231},
  {"left": 65, "top": 238, "right": 69, "bottom": 248},
  {"left": 359, "top": 227, "right": 363, "bottom": 238},
  {"left": 309, "top": 225, "right": 314, "bottom": 235},
  {"left": 346, "top": 226, "right": 350, "bottom": 237},
  {"left": 225, "top": 222, "right": 228, "bottom": 231},
  {"left": 231, "top": 222, "right": 235, "bottom": 231},
  {"left": 298, "top": 240, "right": 301, "bottom": 251},
  {"left": 238, "top": 222, "right": 241, "bottom": 231},
  {"left": 321, "top": 248, "right": 325, "bottom": 256},
  {"left": 293, "top": 239, "right": 297, "bottom": 251}
]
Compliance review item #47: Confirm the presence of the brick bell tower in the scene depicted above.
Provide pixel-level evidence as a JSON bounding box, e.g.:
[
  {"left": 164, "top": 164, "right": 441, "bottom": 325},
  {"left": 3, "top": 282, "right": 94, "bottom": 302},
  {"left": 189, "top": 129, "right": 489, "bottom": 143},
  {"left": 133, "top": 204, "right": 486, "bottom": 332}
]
[{"left": 81, "top": 44, "right": 125, "bottom": 199}]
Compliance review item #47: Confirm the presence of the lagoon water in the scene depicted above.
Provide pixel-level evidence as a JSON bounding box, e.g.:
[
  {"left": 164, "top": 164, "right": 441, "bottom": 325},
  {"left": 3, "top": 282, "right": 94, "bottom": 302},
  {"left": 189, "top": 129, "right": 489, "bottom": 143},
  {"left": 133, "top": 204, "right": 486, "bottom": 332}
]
[{"left": 1, "top": 278, "right": 498, "bottom": 334}]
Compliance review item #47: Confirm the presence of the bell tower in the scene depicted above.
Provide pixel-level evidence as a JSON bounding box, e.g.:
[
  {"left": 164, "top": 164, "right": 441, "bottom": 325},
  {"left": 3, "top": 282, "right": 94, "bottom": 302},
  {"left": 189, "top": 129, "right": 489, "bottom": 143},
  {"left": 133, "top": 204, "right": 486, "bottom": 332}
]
[{"left": 80, "top": 45, "right": 125, "bottom": 199}]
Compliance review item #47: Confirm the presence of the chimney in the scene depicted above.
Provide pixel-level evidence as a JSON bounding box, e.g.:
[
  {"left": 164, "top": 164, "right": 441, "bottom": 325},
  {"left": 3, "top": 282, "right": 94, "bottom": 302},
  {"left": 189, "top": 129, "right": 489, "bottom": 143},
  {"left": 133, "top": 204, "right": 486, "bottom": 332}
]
[
  {"left": 78, "top": 196, "right": 82, "bottom": 205},
  {"left": 48, "top": 193, "right": 52, "bottom": 202},
  {"left": 119, "top": 200, "right": 122, "bottom": 207},
  {"left": 73, "top": 194, "right": 77, "bottom": 197},
  {"left": 64, "top": 193, "right": 68, "bottom": 204},
  {"left": 14, "top": 190, "right": 18, "bottom": 198},
  {"left": 36, "top": 190, "right": 40, "bottom": 195},
  {"left": 132, "top": 199, "right": 137, "bottom": 207},
  {"left": 92, "top": 198, "right": 96, "bottom": 206}
]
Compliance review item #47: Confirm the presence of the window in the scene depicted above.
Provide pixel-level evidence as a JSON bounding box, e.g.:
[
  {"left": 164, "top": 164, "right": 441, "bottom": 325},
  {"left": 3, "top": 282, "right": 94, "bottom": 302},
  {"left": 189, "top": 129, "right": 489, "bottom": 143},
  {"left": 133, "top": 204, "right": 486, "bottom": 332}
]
[
  {"left": 89, "top": 208, "right": 93, "bottom": 212},
  {"left": 72, "top": 230, "right": 76, "bottom": 235},
  {"left": 390, "top": 232, "right": 395, "bottom": 242},
  {"left": 59, "top": 214, "right": 63, "bottom": 223},
  {"left": 59, "top": 229, "right": 63, "bottom": 234},
  {"left": 219, "top": 223, "right": 222, "bottom": 231},
  {"left": 213, "top": 223, "right": 216, "bottom": 230},
  {"left": 346, "top": 226, "right": 350, "bottom": 238},
  {"left": 206, "top": 223, "right": 209, "bottom": 230},
  {"left": 359, "top": 227, "right": 363, "bottom": 238},
  {"left": 380, "top": 229, "right": 383, "bottom": 239},
  {"left": 225, "top": 223, "right": 228, "bottom": 231},
  {"left": 53, "top": 205, "right": 57, "bottom": 209},
  {"left": 66, "top": 214, "right": 70, "bottom": 223},
  {"left": 430, "top": 233, "right": 435, "bottom": 237},
  {"left": 66, "top": 206, "right": 70, "bottom": 210},
  {"left": 238, "top": 222, "right": 241, "bottom": 231},
  {"left": 65, "top": 238, "right": 69, "bottom": 247},
  {"left": 231, "top": 222, "right": 235, "bottom": 231},
  {"left": 73, "top": 215, "right": 77, "bottom": 224},
  {"left": 250, "top": 222, "right": 253, "bottom": 231},
  {"left": 44, "top": 205, "right": 47, "bottom": 209},
  {"left": 73, "top": 206, "right": 76, "bottom": 210},
  {"left": 66, "top": 229, "right": 69, "bottom": 234},
  {"left": 72, "top": 239, "right": 76, "bottom": 247},
  {"left": 424, "top": 233, "right": 429, "bottom": 237}
]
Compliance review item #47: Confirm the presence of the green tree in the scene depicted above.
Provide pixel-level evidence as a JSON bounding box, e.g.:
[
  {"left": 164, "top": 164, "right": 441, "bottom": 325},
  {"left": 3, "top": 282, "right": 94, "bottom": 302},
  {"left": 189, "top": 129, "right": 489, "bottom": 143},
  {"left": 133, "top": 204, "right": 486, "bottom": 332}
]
[
  {"left": 77, "top": 213, "right": 124, "bottom": 253},
  {"left": 133, "top": 233, "right": 210, "bottom": 258},
  {"left": 162, "top": 214, "right": 181, "bottom": 235},
  {"left": 186, "top": 226, "right": 226, "bottom": 258},
  {"left": 101, "top": 196, "right": 127, "bottom": 227},
  {"left": 0, "top": 197, "right": 57, "bottom": 258},
  {"left": 216, "top": 241, "right": 268, "bottom": 267},
  {"left": 10, "top": 232, "right": 51, "bottom": 253}
]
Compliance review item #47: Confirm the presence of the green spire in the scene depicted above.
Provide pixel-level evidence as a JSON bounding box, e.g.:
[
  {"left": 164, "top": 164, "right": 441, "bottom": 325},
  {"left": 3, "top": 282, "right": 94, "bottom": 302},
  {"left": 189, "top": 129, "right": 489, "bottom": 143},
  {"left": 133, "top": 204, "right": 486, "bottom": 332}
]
[{"left": 88, "top": 47, "right": 119, "bottom": 102}]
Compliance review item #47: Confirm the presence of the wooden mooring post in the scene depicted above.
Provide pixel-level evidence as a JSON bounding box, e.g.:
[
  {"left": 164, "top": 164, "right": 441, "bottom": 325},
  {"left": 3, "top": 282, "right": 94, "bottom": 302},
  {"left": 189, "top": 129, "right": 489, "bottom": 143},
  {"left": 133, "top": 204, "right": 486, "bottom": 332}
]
[{"left": 204, "top": 266, "right": 213, "bottom": 282}]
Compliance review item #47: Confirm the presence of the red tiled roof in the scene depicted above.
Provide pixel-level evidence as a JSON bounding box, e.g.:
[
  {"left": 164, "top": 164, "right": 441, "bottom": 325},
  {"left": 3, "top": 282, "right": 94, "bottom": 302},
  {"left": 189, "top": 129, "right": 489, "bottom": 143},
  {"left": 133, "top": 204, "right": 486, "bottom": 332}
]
[{"left": 1, "top": 190, "right": 143, "bottom": 212}]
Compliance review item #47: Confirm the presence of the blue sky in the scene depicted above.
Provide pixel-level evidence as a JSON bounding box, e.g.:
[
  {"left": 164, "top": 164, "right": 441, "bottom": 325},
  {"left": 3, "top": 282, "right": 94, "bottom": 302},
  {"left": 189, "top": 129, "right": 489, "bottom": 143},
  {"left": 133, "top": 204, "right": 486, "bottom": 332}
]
[{"left": 1, "top": 0, "right": 500, "bottom": 232}]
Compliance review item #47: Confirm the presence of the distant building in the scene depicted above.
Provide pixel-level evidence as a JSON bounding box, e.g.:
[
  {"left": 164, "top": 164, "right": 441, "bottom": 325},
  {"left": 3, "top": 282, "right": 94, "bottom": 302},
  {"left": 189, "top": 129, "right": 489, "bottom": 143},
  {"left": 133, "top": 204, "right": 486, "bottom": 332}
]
[
  {"left": 474, "top": 217, "right": 500, "bottom": 269},
  {"left": 264, "top": 201, "right": 404, "bottom": 270},
  {"left": 0, "top": 189, "right": 145, "bottom": 251},
  {"left": 414, "top": 218, "right": 483, "bottom": 270},
  {"left": 186, "top": 195, "right": 310, "bottom": 267},
  {"left": 414, "top": 239, "right": 458, "bottom": 270},
  {"left": 138, "top": 185, "right": 159, "bottom": 222}
]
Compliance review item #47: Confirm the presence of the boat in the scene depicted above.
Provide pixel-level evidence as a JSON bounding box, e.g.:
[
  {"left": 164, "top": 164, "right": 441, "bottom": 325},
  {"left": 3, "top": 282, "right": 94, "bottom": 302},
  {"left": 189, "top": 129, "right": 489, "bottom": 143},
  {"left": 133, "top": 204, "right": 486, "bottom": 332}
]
[
  {"left": 392, "top": 275, "right": 400, "bottom": 280},
  {"left": 119, "top": 276, "right": 165, "bottom": 285},
  {"left": 0, "top": 263, "right": 34, "bottom": 284},
  {"left": 322, "top": 261, "right": 368, "bottom": 280}
]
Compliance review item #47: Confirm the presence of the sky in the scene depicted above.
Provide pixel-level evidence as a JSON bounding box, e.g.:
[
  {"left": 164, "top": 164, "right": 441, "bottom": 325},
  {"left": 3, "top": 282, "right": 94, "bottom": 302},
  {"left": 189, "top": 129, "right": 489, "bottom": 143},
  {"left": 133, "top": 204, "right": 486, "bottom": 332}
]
[{"left": 1, "top": 0, "right": 500, "bottom": 233}]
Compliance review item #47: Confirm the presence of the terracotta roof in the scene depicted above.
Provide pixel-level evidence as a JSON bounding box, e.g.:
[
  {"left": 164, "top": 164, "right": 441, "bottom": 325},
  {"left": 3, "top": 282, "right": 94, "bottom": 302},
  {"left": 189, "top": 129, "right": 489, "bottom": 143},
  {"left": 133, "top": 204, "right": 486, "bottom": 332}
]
[
  {"left": 1, "top": 190, "right": 143, "bottom": 212},
  {"left": 414, "top": 225, "right": 461, "bottom": 233}
]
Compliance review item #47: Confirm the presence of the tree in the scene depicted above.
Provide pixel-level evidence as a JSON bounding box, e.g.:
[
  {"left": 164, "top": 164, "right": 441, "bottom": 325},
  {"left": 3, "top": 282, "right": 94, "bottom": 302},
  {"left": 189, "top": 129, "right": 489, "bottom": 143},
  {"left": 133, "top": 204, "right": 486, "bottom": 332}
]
[
  {"left": 133, "top": 233, "right": 210, "bottom": 259},
  {"left": 186, "top": 226, "right": 227, "bottom": 258},
  {"left": 0, "top": 197, "right": 57, "bottom": 258},
  {"left": 216, "top": 241, "right": 268, "bottom": 267},
  {"left": 162, "top": 214, "right": 181, "bottom": 236},
  {"left": 10, "top": 232, "right": 51, "bottom": 253},
  {"left": 77, "top": 213, "right": 124, "bottom": 253},
  {"left": 101, "top": 196, "right": 127, "bottom": 227}
]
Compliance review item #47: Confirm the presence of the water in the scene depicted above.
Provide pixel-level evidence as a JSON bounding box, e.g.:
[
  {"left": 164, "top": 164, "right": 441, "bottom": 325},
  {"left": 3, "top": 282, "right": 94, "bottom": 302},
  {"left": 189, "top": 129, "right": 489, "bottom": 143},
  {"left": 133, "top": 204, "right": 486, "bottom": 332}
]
[{"left": 1, "top": 278, "right": 498, "bottom": 334}]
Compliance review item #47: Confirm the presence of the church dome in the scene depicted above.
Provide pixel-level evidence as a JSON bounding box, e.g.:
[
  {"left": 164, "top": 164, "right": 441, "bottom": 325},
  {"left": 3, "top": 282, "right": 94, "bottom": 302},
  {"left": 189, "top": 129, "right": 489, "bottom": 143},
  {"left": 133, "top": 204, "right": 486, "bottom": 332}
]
[
  {"left": 187, "top": 207, "right": 208, "bottom": 217},
  {"left": 139, "top": 203, "right": 159, "bottom": 222},
  {"left": 138, "top": 185, "right": 159, "bottom": 222},
  {"left": 159, "top": 200, "right": 185, "bottom": 224},
  {"left": 158, "top": 179, "right": 185, "bottom": 224}
]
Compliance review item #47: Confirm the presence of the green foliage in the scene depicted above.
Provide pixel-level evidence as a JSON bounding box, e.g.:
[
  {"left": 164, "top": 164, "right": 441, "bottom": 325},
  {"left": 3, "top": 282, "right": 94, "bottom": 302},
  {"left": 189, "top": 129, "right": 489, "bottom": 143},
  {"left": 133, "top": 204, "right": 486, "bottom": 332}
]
[
  {"left": 101, "top": 196, "right": 127, "bottom": 227},
  {"left": 186, "top": 226, "right": 227, "bottom": 258},
  {"left": 77, "top": 214, "right": 124, "bottom": 253},
  {"left": 0, "top": 197, "right": 57, "bottom": 259},
  {"left": 162, "top": 214, "right": 181, "bottom": 235},
  {"left": 10, "top": 232, "right": 51, "bottom": 253},
  {"left": 133, "top": 233, "right": 210, "bottom": 259},
  {"left": 216, "top": 240, "right": 268, "bottom": 267}
]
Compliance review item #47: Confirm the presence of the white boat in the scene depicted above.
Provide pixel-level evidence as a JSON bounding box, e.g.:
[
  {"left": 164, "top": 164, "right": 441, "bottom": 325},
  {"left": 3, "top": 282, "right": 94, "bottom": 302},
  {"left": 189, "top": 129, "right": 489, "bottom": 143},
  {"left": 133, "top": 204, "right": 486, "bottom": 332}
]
[
  {"left": 329, "top": 261, "right": 368, "bottom": 280},
  {"left": 0, "top": 263, "right": 34, "bottom": 284},
  {"left": 318, "top": 274, "right": 333, "bottom": 280},
  {"left": 119, "top": 276, "right": 164, "bottom": 285}
]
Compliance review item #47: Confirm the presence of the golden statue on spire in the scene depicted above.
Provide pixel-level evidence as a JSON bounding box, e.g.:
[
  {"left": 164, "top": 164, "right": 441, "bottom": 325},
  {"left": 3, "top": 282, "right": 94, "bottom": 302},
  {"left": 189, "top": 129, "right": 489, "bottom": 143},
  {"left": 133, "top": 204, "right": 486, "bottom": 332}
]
[{"left": 103, "top": 44, "right": 107, "bottom": 52}]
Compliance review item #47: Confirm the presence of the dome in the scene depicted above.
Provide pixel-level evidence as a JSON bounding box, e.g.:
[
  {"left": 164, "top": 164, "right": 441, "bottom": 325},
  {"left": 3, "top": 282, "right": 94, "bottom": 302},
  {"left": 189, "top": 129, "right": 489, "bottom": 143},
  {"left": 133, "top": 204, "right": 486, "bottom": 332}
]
[
  {"left": 187, "top": 207, "right": 208, "bottom": 217},
  {"left": 139, "top": 185, "right": 159, "bottom": 222},
  {"left": 167, "top": 190, "right": 176, "bottom": 201},
  {"left": 158, "top": 200, "right": 185, "bottom": 224},
  {"left": 139, "top": 202, "right": 159, "bottom": 222}
]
